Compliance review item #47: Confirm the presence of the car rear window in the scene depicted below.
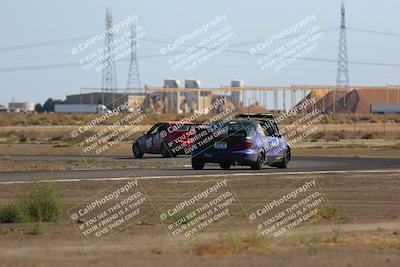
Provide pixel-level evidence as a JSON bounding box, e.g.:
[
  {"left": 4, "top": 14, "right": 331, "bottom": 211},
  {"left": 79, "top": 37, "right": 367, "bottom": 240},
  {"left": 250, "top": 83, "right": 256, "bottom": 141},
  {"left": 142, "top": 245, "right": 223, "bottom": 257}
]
[
  {"left": 169, "top": 124, "right": 191, "bottom": 132},
  {"left": 228, "top": 122, "right": 255, "bottom": 133},
  {"left": 207, "top": 121, "right": 256, "bottom": 137}
]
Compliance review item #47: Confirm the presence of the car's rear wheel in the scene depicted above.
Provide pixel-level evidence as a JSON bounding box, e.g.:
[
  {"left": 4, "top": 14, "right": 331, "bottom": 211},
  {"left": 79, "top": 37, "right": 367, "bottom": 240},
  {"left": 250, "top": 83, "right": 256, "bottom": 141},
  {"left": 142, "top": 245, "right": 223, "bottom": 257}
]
[
  {"left": 192, "top": 158, "right": 205, "bottom": 170},
  {"left": 219, "top": 162, "right": 231, "bottom": 170},
  {"left": 276, "top": 148, "right": 289, "bottom": 169},
  {"left": 133, "top": 143, "right": 144, "bottom": 158},
  {"left": 250, "top": 154, "right": 264, "bottom": 170}
]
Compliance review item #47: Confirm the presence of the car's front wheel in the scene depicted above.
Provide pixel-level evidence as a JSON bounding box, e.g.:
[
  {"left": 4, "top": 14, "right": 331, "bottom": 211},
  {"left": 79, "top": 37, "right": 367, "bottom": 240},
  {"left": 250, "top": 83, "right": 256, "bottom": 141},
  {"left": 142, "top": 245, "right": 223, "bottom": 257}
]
[
  {"left": 132, "top": 143, "right": 144, "bottom": 158},
  {"left": 192, "top": 157, "right": 205, "bottom": 170}
]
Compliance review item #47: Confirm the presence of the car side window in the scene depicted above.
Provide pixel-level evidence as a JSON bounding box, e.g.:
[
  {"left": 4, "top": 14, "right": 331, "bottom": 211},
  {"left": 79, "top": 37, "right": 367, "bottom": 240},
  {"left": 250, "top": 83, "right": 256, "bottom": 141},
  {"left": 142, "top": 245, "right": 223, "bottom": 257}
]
[
  {"left": 262, "top": 122, "right": 275, "bottom": 136},
  {"left": 256, "top": 123, "right": 266, "bottom": 136},
  {"left": 271, "top": 122, "right": 280, "bottom": 137}
]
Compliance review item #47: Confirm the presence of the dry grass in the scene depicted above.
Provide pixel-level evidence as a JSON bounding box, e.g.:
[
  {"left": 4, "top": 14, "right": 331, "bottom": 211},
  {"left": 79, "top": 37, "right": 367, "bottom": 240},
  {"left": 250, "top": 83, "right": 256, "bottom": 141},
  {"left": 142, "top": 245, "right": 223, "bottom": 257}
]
[
  {"left": 0, "top": 124, "right": 399, "bottom": 144},
  {"left": 299, "top": 232, "right": 400, "bottom": 252},
  {"left": 190, "top": 230, "right": 400, "bottom": 256},
  {"left": 0, "top": 158, "right": 178, "bottom": 172},
  {"left": 0, "top": 113, "right": 211, "bottom": 127},
  {"left": 190, "top": 232, "right": 269, "bottom": 255},
  {"left": 0, "top": 126, "right": 148, "bottom": 144},
  {"left": 1, "top": 113, "right": 400, "bottom": 127},
  {"left": 1, "top": 112, "right": 400, "bottom": 144}
]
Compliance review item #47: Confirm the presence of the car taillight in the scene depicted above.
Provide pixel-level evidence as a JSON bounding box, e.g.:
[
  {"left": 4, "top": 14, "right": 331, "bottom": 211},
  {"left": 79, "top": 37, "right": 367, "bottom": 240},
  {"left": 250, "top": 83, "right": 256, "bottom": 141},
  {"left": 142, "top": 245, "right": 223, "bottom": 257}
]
[
  {"left": 244, "top": 140, "right": 253, "bottom": 148},
  {"left": 230, "top": 140, "right": 253, "bottom": 149}
]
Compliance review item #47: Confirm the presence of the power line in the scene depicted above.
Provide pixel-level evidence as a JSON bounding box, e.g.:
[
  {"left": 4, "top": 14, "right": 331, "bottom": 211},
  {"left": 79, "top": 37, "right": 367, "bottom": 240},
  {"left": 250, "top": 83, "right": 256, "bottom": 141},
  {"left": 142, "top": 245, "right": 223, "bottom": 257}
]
[
  {"left": 229, "top": 27, "right": 340, "bottom": 47},
  {"left": 0, "top": 27, "right": 339, "bottom": 52},
  {"left": 348, "top": 27, "right": 400, "bottom": 38},
  {"left": 1, "top": 25, "right": 400, "bottom": 53},
  {"left": 0, "top": 27, "right": 384, "bottom": 52},
  {"left": 1, "top": 27, "right": 400, "bottom": 73},
  {"left": 2, "top": 52, "right": 400, "bottom": 73},
  {"left": 0, "top": 35, "right": 95, "bottom": 52},
  {"left": 141, "top": 37, "right": 400, "bottom": 67},
  {"left": 0, "top": 62, "right": 80, "bottom": 72},
  {"left": 0, "top": 51, "right": 184, "bottom": 72}
]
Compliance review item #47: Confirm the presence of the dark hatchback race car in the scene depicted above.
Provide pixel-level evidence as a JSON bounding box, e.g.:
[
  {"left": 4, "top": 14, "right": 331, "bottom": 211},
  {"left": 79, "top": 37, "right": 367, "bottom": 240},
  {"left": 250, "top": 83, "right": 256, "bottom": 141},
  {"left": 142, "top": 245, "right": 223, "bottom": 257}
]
[
  {"left": 190, "top": 114, "right": 291, "bottom": 170},
  {"left": 132, "top": 121, "right": 197, "bottom": 158}
]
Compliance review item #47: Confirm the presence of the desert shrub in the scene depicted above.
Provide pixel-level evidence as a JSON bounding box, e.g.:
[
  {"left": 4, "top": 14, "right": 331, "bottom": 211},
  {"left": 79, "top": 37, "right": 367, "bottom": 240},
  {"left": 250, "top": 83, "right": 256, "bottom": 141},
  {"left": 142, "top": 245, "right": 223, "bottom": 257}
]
[
  {"left": 52, "top": 143, "right": 72, "bottom": 147},
  {"left": 26, "top": 184, "right": 64, "bottom": 223},
  {"left": 50, "top": 135, "right": 63, "bottom": 141},
  {"left": 0, "top": 184, "right": 63, "bottom": 223},
  {"left": 19, "top": 133, "right": 28, "bottom": 143},
  {"left": 308, "top": 131, "right": 325, "bottom": 142},
  {"left": 361, "top": 133, "right": 374, "bottom": 139},
  {"left": 0, "top": 201, "right": 30, "bottom": 223}
]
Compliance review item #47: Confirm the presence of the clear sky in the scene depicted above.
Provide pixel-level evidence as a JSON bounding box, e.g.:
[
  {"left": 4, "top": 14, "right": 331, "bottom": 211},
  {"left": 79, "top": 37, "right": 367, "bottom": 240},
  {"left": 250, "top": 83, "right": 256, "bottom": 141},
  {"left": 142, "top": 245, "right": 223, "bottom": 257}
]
[{"left": 0, "top": 0, "right": 399, "bottom": 106}]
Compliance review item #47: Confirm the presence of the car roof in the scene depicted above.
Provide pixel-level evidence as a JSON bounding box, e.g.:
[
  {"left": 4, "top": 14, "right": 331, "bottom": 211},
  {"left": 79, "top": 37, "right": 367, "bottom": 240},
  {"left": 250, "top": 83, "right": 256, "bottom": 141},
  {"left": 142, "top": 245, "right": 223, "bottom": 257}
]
[
  {"left": 235, "top": 113, "right": 274, "bottom": 119},
  {"left": 231, "top": 118, "right": 275, "bottom": 125},
  {"left": 164, "top": 121, "right": 194, "bottom": 125}
]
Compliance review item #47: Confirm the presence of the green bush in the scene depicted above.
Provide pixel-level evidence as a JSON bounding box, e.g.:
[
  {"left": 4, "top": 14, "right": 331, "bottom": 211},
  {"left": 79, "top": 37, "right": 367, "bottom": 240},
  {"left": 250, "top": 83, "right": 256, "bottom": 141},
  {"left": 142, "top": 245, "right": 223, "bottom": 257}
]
[
  {"left": 26, "top": 184, "right": 64, "bottom": 223},
  {"left": 0, "top": 201, "right": 30, "bottom": 223},
  {"left": 0, "top": 184, "right": 63, "bottom": 223}
]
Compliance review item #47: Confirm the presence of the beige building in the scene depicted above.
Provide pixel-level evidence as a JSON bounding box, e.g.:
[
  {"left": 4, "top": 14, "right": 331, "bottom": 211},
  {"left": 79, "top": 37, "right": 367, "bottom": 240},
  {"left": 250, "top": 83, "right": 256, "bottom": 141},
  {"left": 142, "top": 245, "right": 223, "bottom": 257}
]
[{"left": 66, "top": 92, "right": 145, "bottom": 112}]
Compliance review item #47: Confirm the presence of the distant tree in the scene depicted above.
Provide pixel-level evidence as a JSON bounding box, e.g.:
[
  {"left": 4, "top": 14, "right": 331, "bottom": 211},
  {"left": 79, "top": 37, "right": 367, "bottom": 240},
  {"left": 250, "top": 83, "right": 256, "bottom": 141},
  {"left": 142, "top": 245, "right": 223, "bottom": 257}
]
[
  {"left": 34, "top": 103, "right": 43, "bottom": 113},
  {"left": 42, "top": 98, "right": 65, "bottom": 112},
  {"left": 42, "top": 98, "right": 55, "bottom": 112}
]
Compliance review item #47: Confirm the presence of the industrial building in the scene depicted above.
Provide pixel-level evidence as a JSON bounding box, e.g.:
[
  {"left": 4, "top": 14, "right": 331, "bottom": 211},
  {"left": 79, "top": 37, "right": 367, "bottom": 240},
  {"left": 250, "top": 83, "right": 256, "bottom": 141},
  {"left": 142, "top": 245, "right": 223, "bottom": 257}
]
[
  {"left": 8, "top": 102, "right": 35, "bottom": 113},
  {"left": 148, "top": 79, "right": 214, "bottom": 114},
  {"left": 64, "top": 81, "right": 400, "bottom": 115},
  {"left": 66, "top": 90, "right": 145, "bottom": 112},
  {"left": 298, "top": 86, "right": 400, "bottom": 114}
]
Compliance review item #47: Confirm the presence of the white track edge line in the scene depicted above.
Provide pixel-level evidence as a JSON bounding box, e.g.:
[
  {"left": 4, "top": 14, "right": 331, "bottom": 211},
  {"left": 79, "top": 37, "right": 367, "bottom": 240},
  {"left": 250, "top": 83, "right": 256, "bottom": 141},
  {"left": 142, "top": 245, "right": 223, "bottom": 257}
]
[{"left": 1, "top": 169, "right": 400, "bottom": 184}]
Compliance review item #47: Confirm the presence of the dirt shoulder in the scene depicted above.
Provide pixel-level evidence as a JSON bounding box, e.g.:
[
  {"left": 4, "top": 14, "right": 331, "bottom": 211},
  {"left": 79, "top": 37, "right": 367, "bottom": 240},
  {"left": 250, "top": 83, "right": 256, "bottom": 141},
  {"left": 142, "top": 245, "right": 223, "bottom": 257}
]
[{"left": 0, "top": 172, "right": 399, "bottom": 267}]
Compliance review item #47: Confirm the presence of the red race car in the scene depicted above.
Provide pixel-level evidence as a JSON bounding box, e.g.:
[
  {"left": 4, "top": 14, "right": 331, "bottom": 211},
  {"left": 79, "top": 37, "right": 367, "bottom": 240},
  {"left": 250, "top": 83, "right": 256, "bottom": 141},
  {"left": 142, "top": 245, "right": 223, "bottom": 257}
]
[{"left": 132, "top": 121, "right": 197, "bottom": 158}]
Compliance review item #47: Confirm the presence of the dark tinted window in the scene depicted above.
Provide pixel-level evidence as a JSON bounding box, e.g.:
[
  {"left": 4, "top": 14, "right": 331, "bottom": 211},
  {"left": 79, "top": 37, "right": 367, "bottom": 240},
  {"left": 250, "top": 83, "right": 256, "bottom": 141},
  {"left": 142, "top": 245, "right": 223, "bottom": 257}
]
[
  {"left": 147, "top": 123, "right": 164, "bottom": 135},
  {"left": 261, "top": 121, "right": 279, "bottom": 136}
]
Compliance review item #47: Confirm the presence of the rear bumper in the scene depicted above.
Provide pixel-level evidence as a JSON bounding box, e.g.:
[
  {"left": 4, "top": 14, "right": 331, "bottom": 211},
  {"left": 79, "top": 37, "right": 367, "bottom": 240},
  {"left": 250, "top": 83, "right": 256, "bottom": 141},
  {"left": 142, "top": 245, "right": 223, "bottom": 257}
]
[
  {"left": 193, "top": 148, "right": 259, "bottom": 164},
  {"left": 192, "top": 148, "right": 287, "bottom": 165},
  {"left": 169, "top": 140, "right": 194, "bottom": 154}
]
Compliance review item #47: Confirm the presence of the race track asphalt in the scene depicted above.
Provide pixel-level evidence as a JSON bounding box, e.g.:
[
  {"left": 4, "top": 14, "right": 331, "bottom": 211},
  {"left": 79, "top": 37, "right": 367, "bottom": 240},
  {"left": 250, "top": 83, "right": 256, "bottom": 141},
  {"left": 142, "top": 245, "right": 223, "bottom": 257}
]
[{"left": 0, "top": 156, "right": 399, "bottom": 182}]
